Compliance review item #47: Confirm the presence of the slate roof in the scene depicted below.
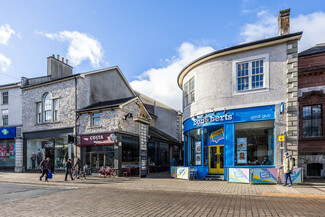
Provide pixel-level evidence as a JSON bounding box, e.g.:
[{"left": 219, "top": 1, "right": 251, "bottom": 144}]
[
  {"left": 299, "top": 44, "right": 325, "bottom": 57},
  {"left": 78, "top": 97, "right": 135, "bottom": 112}
]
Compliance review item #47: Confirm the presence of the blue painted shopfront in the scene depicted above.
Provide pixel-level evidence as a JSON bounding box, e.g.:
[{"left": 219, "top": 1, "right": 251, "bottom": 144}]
[{"left": 183, "top": 105, "right": 276, "bottom": 180}]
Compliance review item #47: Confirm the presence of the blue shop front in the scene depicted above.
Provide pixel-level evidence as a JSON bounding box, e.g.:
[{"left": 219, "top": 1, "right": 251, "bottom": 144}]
[{"left": 183, "top": 105, "right": 276, "bottom": 180}]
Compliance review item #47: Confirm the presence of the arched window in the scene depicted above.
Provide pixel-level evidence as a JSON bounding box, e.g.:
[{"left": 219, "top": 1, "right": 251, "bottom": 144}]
[{"left": 43, "top": 93, "right": 52, "bottom": 122}]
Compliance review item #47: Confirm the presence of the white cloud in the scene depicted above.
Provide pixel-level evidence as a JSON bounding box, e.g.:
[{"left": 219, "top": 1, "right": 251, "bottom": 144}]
[
  {"left": 130, "top": 42, "right": 214, "bottom": 110},
  {"left": 240, "top": 10, "right": 325, "bottom": 51},
  {"left": 39, "top": 31, "right": 104, "bottom": 67},
  {"left": 0, "top": 53, "right": 11, "bottom": 72},
  {"left": 0, "top": 24, "right": 16, "bottom": 45}
]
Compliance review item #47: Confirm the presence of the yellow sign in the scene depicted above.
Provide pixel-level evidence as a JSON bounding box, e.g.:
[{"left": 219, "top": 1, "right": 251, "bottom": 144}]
[{"left": 278, "top": 135, "right": 285, "bottom": 142}]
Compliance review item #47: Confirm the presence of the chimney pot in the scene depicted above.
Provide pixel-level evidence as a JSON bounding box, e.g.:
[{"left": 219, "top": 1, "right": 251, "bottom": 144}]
[
  {"left": 278, "top": 9, "right": 290, "bottom": 36},
  {"left": 52, "top": 54, "right": 55, "bottom": 58},
  {"left": 57, "top": 54, "right": 60, "bottom": 60},
  {"left": 66, "top": 59, "right": 68, "bottom": 64},
  {"left": 62, "top": 57, "right": 64, "bottom": 62}
]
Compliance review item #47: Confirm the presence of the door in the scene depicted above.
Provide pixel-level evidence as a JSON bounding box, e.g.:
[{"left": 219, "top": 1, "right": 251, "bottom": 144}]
[
  {"left": 209, "top": 145, "right": 224, "bottom": 173},
  {"left": 91, "top": 153, "right": 98, "bottom": 173}
]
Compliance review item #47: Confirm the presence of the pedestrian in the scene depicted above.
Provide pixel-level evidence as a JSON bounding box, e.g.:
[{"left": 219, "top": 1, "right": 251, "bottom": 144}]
[
  {"left": 36, "top": 149, "right": 43, "bottom": 167},
  {"left": 282, "top": 152, "right": 294, "bottom": 187},
  {"left": 65, "top": 159, "right": 74, "bottom": 181},
  {"left": 74, "top": 158, "right": 83, "bottom": 179},
  {"left": 39, "top": 158, "right": 49, "bottom": 182},
  {"left": 31, "top": 152, "right": 36, "bottom": 169}
]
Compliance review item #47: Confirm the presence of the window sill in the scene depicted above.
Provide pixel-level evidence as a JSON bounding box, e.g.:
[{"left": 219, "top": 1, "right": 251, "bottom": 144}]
[
  {"left": 88, "top": 125, "right": 102, "bottom": 129},
  {"left": 36, "top": 121, "right": 60, "bottom": 125},
  {"left": 233, "top": 87, "right": 269, "bottom": 96}
]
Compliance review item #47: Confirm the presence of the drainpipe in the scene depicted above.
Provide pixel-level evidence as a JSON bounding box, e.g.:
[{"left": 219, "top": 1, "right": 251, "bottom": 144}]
[{"left": 74, "top": 76, "right": 79, "bottom": 163}]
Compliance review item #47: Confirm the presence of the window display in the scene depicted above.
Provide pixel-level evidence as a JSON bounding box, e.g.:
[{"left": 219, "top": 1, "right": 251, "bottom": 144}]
[
  {"left": 235, "top": 120, "right": 274, "bottom": 166},
  {"left": 0, "top": 139, "right": 15, "bottom": 167},
  {"left": 190, "top": 128, "right": 201, "bottom": 166}
]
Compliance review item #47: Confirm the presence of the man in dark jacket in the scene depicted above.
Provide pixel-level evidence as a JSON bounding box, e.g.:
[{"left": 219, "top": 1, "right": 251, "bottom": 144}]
[
  {"left": 75, "top": 158, "right": 83, "bottom": 179},
  {"left": 65, "top": 159, "right": 74, "bottom": 181},
  {"left": 39, "top": 158, "right": 49, "bottom": 182}
]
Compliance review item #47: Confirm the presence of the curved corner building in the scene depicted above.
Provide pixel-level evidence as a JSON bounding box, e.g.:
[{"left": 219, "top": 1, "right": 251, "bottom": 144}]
[{"left": 177, "top": 32, "right": 302, "bottom": 180}]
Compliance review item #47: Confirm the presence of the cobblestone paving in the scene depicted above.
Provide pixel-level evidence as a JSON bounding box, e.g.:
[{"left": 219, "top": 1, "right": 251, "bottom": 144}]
[{"left": 2, "top": 186, "right": 325, "bottom": 217}]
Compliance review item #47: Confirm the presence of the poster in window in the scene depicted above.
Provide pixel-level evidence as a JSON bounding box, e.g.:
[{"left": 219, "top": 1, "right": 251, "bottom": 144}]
[
  {"left": 195, "top": 141, "right": 201, "bottom": 153},
  {"left": 0, "top": 145, "right": 7, "bottom": 159},
  {"left": 237, "top": 138, "right": 247, "bottom": 151},
  {"left": 195, "top": 154, "right": 201, "bottom": 166},
  {"left": 9, "top": 144, "right": 15, "bottom": 158},
  {"left": 237, "top": 150, "right": 247, "bottom": 164}
]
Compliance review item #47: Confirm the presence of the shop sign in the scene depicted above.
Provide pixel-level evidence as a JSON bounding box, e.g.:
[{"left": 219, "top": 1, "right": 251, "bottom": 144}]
[
  {"left": 280, "top": 168, "right": 302, "bottom": 184},
  {"left": 139, "top": 123, "right": 148, "bottom": 178},
  {"left": 228, "top": 168, "right": 250, "bottom": 183},
  {"left": 252, "top": 168, "right": 278, "bottom": 184},
  {"left": 0, "top": 127, "right": 16, "bottom": 139},
  {"left": 42, "top": 141, "right": 54, "bottom": 149},
  {"left": 209, "top": 127, "right": 224, "bottom": 145},
  {"left": 170, "top": 166, "right": 177, "bottom": 178},
  {"left": 177, "top": 167, "right": 189, "bottom": 180},
  {"left": 80, "top": 133, "right": 116, "bottom": 146},
  {"left": 184, "top": 105, "right": 275, "bottom": 132}
]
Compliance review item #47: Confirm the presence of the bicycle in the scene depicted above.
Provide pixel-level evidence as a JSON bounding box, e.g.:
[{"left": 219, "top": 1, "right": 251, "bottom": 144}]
[{"left": 72, "top": 166, "right": 86, "bottom": 180}]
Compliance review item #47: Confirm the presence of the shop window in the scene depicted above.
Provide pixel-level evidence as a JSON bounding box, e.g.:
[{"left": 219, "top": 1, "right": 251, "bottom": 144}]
[
  {"left": 183, "top": 77, "right": 195, "bottom": 107},
  {"left": 203, "top": 128, "right": 208, "bottom": 166},
  {"left": 184, "top": 131, "right": 188, "bottom": 166},
  {"left": 2, "top": 91, "right": 8, "bottom": 104},
  {"left": 158, "top": 143, "right": 169, "bottom": 165},
  {"left": 190, "top": 128, "right": 201, "bottom": 166},
  {"left": 233, "top": 54, "right": 269, "bottom": 94},
  {"left": 43, "top": 93, "right": 52, "bottom": 122},
  {"left": 235, "top": 120, "right": 274, "bottom": 166},
  {"left": 92, "top": 113, "right": 101, "bottom": 126},
  {"left": 307, "top": 163, "right": 323, "bottom": 176},
  {"left": 0, "top": 139, "right": 15, "bottom": 167},
  {"left": 2, "top": 109, "right": 8, "bottom": 126},
  {"left": 303, "top": 105, "right": 322, "bottom": 137},
  {"left": 122, "top": 136, "right": 139, "bottom": 167},
  {"left": 148, "top": 142, "right": 157, "bottom": 166}
]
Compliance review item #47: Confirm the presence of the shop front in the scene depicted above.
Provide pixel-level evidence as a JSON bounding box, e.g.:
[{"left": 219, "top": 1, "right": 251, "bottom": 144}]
[
  {"left": 0, "top": 127, "right": 16, "bottom": 171},
  {"left": 24, "top": 128, "right": 74, "bottom": 172},
  {"left": 183, "top": 105, "right": 276, "bottom": 180},
  {"left": 80, "top": 133, "right": 117, "bottom": 173}
]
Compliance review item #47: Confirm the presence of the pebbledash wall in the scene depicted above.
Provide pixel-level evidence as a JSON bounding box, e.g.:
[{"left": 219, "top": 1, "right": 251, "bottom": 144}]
[{"left": 178, "top": 31, "right": 302, "bottom": 180}]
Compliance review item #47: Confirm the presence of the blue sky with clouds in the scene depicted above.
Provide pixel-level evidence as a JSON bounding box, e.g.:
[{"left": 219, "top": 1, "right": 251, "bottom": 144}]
[{"left": 1, "top": 0, "right": 325, "bottom": 110}]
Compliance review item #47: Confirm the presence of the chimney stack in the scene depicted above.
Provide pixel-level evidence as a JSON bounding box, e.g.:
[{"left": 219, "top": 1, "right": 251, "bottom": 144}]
[
  {"left": 278, "top": 9, "right": 290, "bottom": 36},
  {"left": 66, "top": 59, "right": 68, "bottom": 64},
  {"left": 47, "top": 54, "right": 73, "bottom": 79}
]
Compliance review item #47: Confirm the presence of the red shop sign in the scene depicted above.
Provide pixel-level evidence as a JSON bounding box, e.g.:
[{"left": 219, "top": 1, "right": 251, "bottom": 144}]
[{"left": 80, "top": 133, "right": 117, "bottom": 146}]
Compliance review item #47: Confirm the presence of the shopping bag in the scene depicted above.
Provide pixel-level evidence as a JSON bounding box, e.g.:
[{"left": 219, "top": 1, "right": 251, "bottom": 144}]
[{"left": 48, "top": 170, "right": 53, "bottom": 179}]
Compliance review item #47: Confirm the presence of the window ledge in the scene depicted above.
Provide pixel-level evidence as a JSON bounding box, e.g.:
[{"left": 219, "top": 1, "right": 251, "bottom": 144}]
[
  {"left": 88, "top": 125, "right": 102, "bottom": 129},
  {"left": 233, "top": 87, "right": 269, "bottom": 96},
  {"left": 36, "top": 121, "right": 60, "bottom": 125}
]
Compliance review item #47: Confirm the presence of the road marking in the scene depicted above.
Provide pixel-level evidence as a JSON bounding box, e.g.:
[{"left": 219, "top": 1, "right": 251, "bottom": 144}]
[{"left": 261, "top": 192, "right": 325, "bottom": 199}]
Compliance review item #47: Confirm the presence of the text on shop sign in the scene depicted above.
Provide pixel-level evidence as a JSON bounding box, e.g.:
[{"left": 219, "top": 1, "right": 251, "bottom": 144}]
[{"left": 193, "top": 114, "right": 233, "bottom": 126}]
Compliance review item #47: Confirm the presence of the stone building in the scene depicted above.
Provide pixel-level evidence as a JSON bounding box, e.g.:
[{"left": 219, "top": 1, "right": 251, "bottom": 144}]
[
  {"left": 22, "top": 55, "right": 182, "bottom": 174},
  {"left": 0, "top": 83, "right": 23, "bottom": 172},
  {"left": 298, "top": 44, "right": 325, "bottom": 178},
  {"left": 177, "top": 9, "right": 301, "bottom": 179}
]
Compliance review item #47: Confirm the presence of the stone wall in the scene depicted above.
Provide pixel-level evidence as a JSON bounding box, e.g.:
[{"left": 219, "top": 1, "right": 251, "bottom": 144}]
[
  {"left": 22, "top": 79, "right": 76, "bottom": 133},
  {"left": 118, "top": 101, "right": 140, "bottom": 136},
  {"left": 285, "top": 40, "right": 299, "bottom": 165}
]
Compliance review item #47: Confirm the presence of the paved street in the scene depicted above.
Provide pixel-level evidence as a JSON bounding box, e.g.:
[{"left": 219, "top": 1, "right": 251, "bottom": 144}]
[
  {"left": 1, "top": 172, "right": 325, "bottom": 216},
  {"left": 1, "top": 182, "right": 325, "bottom": 217}
]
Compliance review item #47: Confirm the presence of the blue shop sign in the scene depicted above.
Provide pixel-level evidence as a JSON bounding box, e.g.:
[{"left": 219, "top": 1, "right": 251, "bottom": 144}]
[
  {"left": 0, "top": 127, "right": 16, "bottom": 139},
  {"left": 184, "top": 105, "right": 275, "bottom": 132}
]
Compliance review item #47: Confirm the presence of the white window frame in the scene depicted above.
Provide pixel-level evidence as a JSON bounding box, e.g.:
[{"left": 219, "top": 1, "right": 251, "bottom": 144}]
[
  {"left": 2, "top": 91, "right": 8, "bottom": 105},
  {"left": 53, "top": 98, "right": 59, "bottom": 122},
  {"left": 43, "top": 93, "right": 52, "bottom": 123},
  {"left": 183, "top": 77, "right": 195, "bottom": 107},
  {"left": 2, "top": 109, "right": 8, "bottom": 126},
  {"left": 92, "top": 113, "right": 101, "bottom": 126},
  {"left": 232, "top": 54, "right": 269, "bottom": 95},
  {"left": 36, "top": 102, "right": 42, "bottom": 124}
]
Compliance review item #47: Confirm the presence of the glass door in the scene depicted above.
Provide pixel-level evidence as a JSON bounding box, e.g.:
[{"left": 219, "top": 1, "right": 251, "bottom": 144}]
[{"left": 209, "top": 145, "right": 224, "bottom": 173}]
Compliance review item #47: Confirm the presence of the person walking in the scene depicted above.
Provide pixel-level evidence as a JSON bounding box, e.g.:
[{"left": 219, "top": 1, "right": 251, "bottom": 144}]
[
  {"left": 36, "top": 149, "right": 43, "bottom": 167},
  {"left": 39, "top": 158, "right": 49, "bottom": 182},
  {"left": 282, "top": 152, "right": 294, "bottom": 187},
  {"left": 65, "top": 159, "right": 74, "bottom": 181},
  {"left": 74, "top": 158, "right": 83, "bottom": 179}
]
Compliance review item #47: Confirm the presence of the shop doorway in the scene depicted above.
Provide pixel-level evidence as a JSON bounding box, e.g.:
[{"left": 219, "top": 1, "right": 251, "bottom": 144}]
[
  {"left": 88, "top": 152, "right": 114, "bottom": 173},
  {"left": 209, "top": 145, "right": 224, "bottom": 173},
  {"left": 44, "top": 147, "right": 55, "bottom": 172}
]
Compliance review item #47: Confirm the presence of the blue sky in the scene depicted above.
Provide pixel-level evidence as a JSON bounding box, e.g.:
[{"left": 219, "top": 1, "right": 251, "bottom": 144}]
[{"left": 1, "top": 0, "right": 325, "bottom": 110}]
